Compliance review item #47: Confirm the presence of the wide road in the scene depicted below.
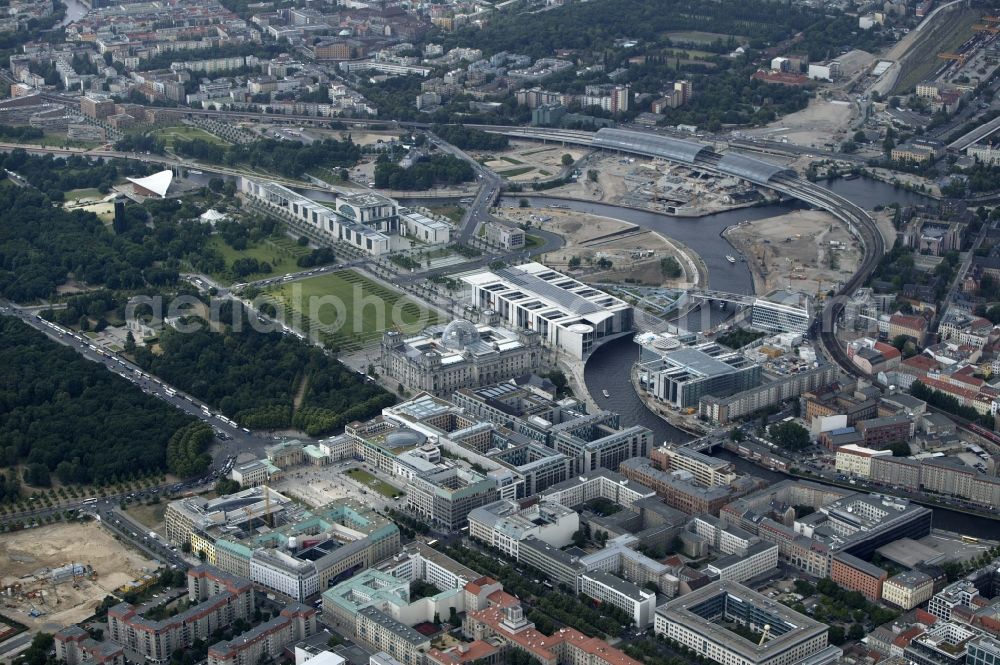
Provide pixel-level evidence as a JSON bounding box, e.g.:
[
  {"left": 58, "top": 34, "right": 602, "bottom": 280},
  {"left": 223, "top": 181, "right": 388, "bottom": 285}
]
[{"left": 0, "top": 300, "right": 282, "bottom": 467}]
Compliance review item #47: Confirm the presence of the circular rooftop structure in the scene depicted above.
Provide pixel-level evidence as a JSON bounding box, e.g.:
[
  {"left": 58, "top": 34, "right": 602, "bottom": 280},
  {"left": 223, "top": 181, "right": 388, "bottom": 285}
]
[
  {"left": 441, "top": 319, "right": 480, "bottom": 350},
  {"left": 386, "top": 428, "right": 427, "bottom": 449},
  {"left": 567, "top": 323, "right": 594, "bottom": 334},
  {"left": 654, "top": 336, "right": 681, "bottom": 351}
]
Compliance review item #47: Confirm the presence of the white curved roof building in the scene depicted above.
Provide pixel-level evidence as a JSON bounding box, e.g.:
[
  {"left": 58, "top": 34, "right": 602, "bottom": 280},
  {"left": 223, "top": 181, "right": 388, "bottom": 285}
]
[{"left": 127, "top": 170, "right": 174, "bottom": 198}]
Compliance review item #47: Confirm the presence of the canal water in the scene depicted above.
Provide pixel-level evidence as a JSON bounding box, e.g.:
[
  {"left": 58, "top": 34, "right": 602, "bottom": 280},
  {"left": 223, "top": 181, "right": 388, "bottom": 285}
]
[
  {"left": 57, "top": 0, "right": 88, "bottom": 27},
  {"left": 570, "top": 177, "right": 996, "bottom": 536}
]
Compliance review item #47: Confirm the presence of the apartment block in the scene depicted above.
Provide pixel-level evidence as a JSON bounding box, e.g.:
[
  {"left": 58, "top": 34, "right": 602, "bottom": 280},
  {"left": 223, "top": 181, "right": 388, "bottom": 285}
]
[
  {"left": 108, "top": 566, "right": 254, "bottom": 663},
  {"left": 207, "top": 604, "right": 317, "bottom": 665}
]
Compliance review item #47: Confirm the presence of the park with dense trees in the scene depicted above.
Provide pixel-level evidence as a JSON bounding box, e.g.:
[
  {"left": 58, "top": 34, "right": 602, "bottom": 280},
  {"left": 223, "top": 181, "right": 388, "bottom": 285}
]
[
  {"left": 131, "top": 306, "right": 396, "bottom": 436},
  {"left": 0, "top": 317, "right": 197, "bottom": 489},
  {"left": 173, "top": 136, "right": 361, "bottom": 179},
  {"left": 431, "top": 124, "right": 509, "bottom": 151},
  {"left": 374, "top": 154, "right": 475, "bottom": 190}
]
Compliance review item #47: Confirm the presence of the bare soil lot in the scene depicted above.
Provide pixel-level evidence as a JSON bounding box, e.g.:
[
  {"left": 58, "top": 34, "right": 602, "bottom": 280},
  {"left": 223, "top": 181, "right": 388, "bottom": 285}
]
[
  {"left": 724, "top": 209, "right": 861, "bottom": 296},
  {"left": 0, "top": 522, "right": 157, "bottom": 632}
]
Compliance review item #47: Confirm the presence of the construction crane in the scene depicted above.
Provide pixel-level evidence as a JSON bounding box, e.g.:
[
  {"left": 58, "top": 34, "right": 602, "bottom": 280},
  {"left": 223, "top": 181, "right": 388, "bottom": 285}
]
[
  {"left": 938, "top": 52, "right": 968, "bottom": 65},
  {"left": 264, "top": 484, "right": 271, "bottom": 528},
  {"left": 758, "top": 624, "right": 772, "bottom": 647}
]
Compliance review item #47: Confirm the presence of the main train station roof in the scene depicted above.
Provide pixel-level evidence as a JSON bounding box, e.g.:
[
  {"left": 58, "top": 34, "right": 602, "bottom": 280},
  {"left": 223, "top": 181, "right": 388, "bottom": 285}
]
[
  {"left": 716, "top": 152, "right": 795, "bottom": 184},
  {"left": 591, "top": 128, "right": 709, "bottom": 165}
]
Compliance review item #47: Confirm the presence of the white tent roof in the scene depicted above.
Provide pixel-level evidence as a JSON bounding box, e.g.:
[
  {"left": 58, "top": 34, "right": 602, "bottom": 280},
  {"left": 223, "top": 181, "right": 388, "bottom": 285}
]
[
  {"left": 126, "top": 170, "right": 173, "bottom": 198},
  {"left": 200, "top": 209, "right": 227, "bottom": 221}
]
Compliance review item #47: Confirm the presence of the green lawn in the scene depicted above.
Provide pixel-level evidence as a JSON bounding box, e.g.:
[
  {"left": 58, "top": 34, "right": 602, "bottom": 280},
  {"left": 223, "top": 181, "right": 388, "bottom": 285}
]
[
  {"left": 345, "top": 468, "right": 403, "bottom": 497},
  {"left": 206, "top": 236, "right": 309, "bottom": 284},
  {"left": 428, "top": 206, "right": 464, "bottom": 224},
  {"left": 64, "top": 188, "right": 105, "bottom": 201},
  {"left": 498, "top": 166, "right": 535, "bottom": 178},
  {"left": 264, "top": 270, "right": 441, "bottom": 352},
  {"left": 501, "top": 156, "right": 524, "bottom": 165},
  {"left": 664, "top": 30, "right": 745, "bottom": 44},
  {"left": 525, "top": 234, "right": 544, "bottom": 248},
  {"left": 154, "top": 125, "right": 230, "bottom": 148}
]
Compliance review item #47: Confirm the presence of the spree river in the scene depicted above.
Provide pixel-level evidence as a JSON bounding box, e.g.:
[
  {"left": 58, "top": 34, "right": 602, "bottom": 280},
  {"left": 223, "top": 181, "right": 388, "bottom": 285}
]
[{"left": 549, "top": 179, "right": 995, "bottom": 537}]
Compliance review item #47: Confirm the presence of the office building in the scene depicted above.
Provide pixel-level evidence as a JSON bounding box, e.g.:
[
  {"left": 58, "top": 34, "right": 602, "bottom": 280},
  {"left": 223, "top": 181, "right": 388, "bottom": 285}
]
[
  {"left": 579, "top": 534, "right": 683, "bottom": 596},
  {"left": 168, "top": 495, "right": 399, "bottom": 602},
  {"left": 538, "top": 468, "right": 655, "bottom": 510},
  {"left": 650, "top": 445, "right": 737, "bottom": 487},
  {"left": 639, "top": 341, "right": 761, "bottom": 408},
  {"left": 549, "top": 411, "right": 651, "bottom": 475},
  {"left": 830, "top": 552, "right": 887, "bottom": 601},
  {"left": 468, "top": 499, "right": 578, "bottom": 558},
  {"left": 462, "top": 262, "right": 633, "bottom": 359},
  {"left": 164, "top": 486, "right": 298, "bottom": 552},
  {"left": 817, "top": 493, "right": 933, "bottom": 559},
  {"left": 484, "top": 221, "right": 526, "bottom": 250},
  {"left": 703, "top": 541, "right": 779, "bottom": 584},
  {"left": 619, "top": 457, "right": 756, "bottom": 515},
  {"left": 967, "top": 636, "right": 1000, "bottom": 665},
  {"left": 517, "top": 536, "right": 586, "bottom": 589},
  {"left": 903, "top": 622, "right": 979, "bottom": 665},
  {"left": 929, "top": 581, "right": 980, "bottom": 621},
  {"left": 380, "top": 321, "right": 542, "bottom": 397},
  {"left": 655, "top": 581, "right": 828, "bottom": 665},
  {"left": 751, "top": 290, "right": 811, "bottom": 334},
  {"left": 579, "top": 571, "right": 656, "bottom": 627},
  {"left": 882, "top": 570, "right": 935, "bottom": 610},
  {"left": 406, "top": 467, "right": 499, "bottom": 531},
  {"left": 240, "top": 178, "right": 401, "bottom": 255}
]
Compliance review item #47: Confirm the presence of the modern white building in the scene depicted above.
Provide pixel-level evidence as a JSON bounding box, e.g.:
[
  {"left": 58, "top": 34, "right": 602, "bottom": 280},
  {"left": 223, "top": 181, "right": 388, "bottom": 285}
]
[
  {"left": 240, "top": 178, "right": 393, "bottom": 255},
  {"left": 249, "top": 549, "right": 321, "bottom": 601},
  {"left": 638, "top": 341, "right": 761, "bottom": 408},
  {"left": 399, "top": 208, "right": 451, "bottom": 244},
  {"left": 703, "top": 541, "right": 779, "bottom": 584},
  {"left": 538, "top": 468, "right": 656, "bottom": 510},
  {"left": 579, "top": 570, "right": 656, "bottom": 627},
  {"left": 461, "top": 263, "right": 634, "bottom": 359},
  {"left": 751, "top": 290, "right": 812, "bottom": 334},
  {"left": 467, "top": 499, "right": 578, "bottom": 558},
  {"left": 835, "top": 444, "right": 892, "bottom": 478},
  {"left": 127, "top": 170, "right": 174, "bottom": 198}
]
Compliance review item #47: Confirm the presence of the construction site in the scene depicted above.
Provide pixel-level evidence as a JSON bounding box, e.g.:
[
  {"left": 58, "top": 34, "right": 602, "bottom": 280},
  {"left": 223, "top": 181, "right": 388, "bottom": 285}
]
[
  {"left": 0, "top": 521, "right": 158, "bottom": 632},
  {"left": 723, "top": 209, "right": 862, "bottom": 299},
  {"left": 502, "top": 205, "right": 704, "bottom": 287}
]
